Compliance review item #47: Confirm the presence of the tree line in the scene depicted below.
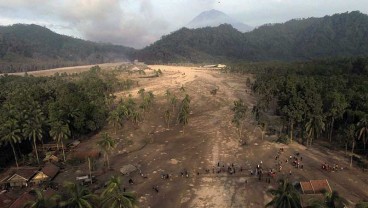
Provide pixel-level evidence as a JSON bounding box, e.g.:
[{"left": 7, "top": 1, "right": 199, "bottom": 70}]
[
  {"left": 0, "top": 66, "right": 133, "bottom": 168},
  {"left": 232, "top": 57, "right": 368, "bottom": 167}
]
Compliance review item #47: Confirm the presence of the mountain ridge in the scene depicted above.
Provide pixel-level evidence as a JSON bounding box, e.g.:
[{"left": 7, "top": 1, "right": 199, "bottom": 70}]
[
  {"left": 0, "top": 24, "right": 135, "bottom": 73},
  {"left": 186, "top": 9, "right": 253, "bottom": 32},
  {"left": 136, "top": 11, "right": 368, "bottom": 63}
]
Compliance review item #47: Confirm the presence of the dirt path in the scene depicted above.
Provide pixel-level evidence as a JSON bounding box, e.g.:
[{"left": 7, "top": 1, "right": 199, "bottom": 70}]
[{"left": 53, "top": 64, "right": 368, "bottom": 207}]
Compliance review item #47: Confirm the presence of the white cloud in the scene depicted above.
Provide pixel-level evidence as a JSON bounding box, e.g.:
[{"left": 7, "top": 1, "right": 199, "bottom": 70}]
[{"left": 0, "top": 0, "right": 367, "bottom": 48}]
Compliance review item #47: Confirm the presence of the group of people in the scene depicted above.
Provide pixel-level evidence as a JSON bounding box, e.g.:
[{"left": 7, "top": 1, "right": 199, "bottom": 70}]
[
  {"left": 321, "top": 162, "right": 342, "bottom": 171},
  {"left": 274, "top": 148, "right": 305, "bottom": 175}
]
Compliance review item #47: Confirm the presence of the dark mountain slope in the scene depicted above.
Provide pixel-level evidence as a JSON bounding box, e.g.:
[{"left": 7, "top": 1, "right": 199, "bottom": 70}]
[
  {"left": 0, "top": 24, "right": 135, "bottom": 73},
  {"left": 136, "top": 11, "right": 368, "bottom": 63},
  {"left": 186, "top": 9, "right": 253, "bottom": 32}
]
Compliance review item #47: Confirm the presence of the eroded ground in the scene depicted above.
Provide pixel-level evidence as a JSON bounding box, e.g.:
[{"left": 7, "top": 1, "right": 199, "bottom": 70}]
[{"left": 50, "top": 64, "right": 368, "bottom": 207}]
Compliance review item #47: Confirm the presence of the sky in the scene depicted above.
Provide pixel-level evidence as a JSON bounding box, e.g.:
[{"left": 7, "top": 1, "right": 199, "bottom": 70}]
[{"left": 0, "top": 0, "right": 367, "bottom": 49}]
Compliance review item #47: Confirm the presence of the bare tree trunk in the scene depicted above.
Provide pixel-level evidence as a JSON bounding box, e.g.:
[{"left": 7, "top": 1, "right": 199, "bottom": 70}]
[
  {"left": 106, "top": 153, "right": 110, "bottom": 169},
  {"left": 350, "top": 141, "right": 355, "bottom": 167},
  {"left": 10, "top": 142, "right": 19, "bottom": 168},
  {"left": 88, "top": 157, "right": 93, "bottom": 184},
  {"left": 329, "top": 119, "right": 334, "bottom": 143},
  {"left": 61, "top": 140, "right": 66, "bottom": 162},
  {"left": 289, "top": 122, "right": 294, "bottom": 143},
  {"left": 33, "top": 137, "right": 40, "bottom": 165},
  {"left": 345, "top": 142, "right": 348, "bottom": 156}
]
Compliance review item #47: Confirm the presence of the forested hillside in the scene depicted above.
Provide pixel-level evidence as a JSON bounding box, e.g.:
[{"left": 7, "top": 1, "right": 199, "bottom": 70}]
[
  {"left": 136, "top": 11, "right": 368, "bottom": 63},
  {"left": 231, "top": 57, "right": 368, "bottom": 162},
  {"left": 0, "top": 24, "right": 135, "bottom": 73}
]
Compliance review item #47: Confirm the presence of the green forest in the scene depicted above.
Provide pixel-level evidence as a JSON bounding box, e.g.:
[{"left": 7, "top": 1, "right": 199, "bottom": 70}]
[
  {"left": 0, "top": 66, "right": 137, "bottom": 167},
  {"left": 228, "top": 57, "right": 368, "bottom": 168},
  {"left": 136, "top": 11, "right": 368, "bottom": 64}
]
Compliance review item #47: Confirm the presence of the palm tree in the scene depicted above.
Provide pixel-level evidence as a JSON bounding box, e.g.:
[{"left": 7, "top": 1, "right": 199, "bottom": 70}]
[
  {"left": 108, "top": 110, "right": 123, "bottom": 134},
  {"left": 100, "top": 191, "right": 137, "bottom": 208},
  {"left": 165, "top": 90, "right": 171, "bottom": 104},
  {"left": 164, "top": 110, "right": 171, "bottom": 128},
  {"left": 23, "top": 189, "right": 60, "bottom": 208},
  {"left": 97, "top": 133, "right": 116, "bottom": 169},
  {"left": 170, "top": 95, "right": 177, "bottom": 113},
  {"left": 232, "top": 99, "right": 248, "bottom": 139},
  {"left": 266, "top": 179, "right": 302, "bottom": 208},
  {"left": 100, "top": 176, "right": 137, "bottom": 208},
  {"left": 102, "top": 175, "right": 123, "bottom": 196},
  {"left": 355, "top": 202, "right": 368, "bottom": 208},
  {"left": 23, "top": 104, "right": 45, "bottom": 164},
  {"left": 305, "top": 115, "right": 325, "bottom": 146},
  {"left": 23, "top": 119, "right": 43, "bottom": 165},
  {"left": 49, "top": 121, "right": 70, "bottom": 162},
  {"left": 137, "top": 88, "right": 145, "bottom": 99},
  {"left": 60, "top": 182, "right": 98, "bottom": 208},
  {"left": 310, "top": 191, "right": 347, "bottom": 208},
  {"left": 345, "top": 124, "right": 356, "bottom": 167},
  {"left": 178, "top": 95, "right": 190, "bottom": 134},
  {"left": 257, "top": 122, "right": 267, "bottom": 140},
  {"left": 357, "top": 116, "right": 368, "bottom": 151},
  {"left": 0, "top": 119, "right": 22, "bottom": 167},
  {"left": 130, "top": 111, "right": 141, "bottom": 126}
]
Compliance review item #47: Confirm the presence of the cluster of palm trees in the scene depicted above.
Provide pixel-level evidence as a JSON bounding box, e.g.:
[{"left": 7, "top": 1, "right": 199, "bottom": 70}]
[
  {"left": 24, "top": 176, "right": 137, "bottom": 208},
  {"left": 178, "top": 94, "right": 191, "bottom": 134},
  {"left": 97, "top": 133, "right": 116, "bottom": 170},
  {"left": 231, "top": 99, "right": 248, "bottom": 141},
  {"left": 163, "top": 88, "right": 190, "bottom": 133},
  {"left": 108, "top": 88, "right": 156, "bottom": 134},
  {"left": 251, "top": 69, "right": 368, "bottom": 168},
  {"left": 108, "top": 98, "right": 141, "bottom": 134},
  {"left": 266, "top": 179, "right": 348, "bottom": 208},
  {"left": 0, "top": 101, "right": 71, "bottom": 168},
  {"left": 163, "top": 90, "right": 178, "bottom": 128}
]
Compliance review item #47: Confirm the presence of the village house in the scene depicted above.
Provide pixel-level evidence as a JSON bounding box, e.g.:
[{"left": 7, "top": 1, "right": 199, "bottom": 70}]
[
  {"left": 30, "top": 163, "right": 60, "bottom": 185},
  {"left": 300, "top": 179, "right": 333, "bottom": 207},
  {"left": 5, "top": 167, "right": 38, "bottom": 188}
]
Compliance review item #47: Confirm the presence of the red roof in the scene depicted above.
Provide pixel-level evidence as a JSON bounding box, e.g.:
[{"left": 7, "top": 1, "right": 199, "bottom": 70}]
[
  {"left": 300, "top": 179, "right": 332, "bottom": 194},
  {"left": 9, "top": 189, "right": 57, "bottom": 208},
  {"left": 40, "top": 163, "right": 60, "bottom": 178},
  {"left": 8, "top": 192, "right": 33, "bottom": 208},
  {"left": 8, "top": 167, "right": 38, "bottom": 181},
  {"left": 0, "top": 192, "right": 17, "bottom": 208}
]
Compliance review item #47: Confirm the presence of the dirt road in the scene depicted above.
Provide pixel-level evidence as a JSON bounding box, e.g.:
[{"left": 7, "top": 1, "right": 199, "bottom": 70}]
[{"left": 54, "top": 64, "right": 368, "bottom": 207}]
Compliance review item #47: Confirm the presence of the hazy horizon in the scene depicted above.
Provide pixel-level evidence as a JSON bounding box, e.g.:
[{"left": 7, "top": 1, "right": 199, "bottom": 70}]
[{"left": 1, "top": 0, "right": 367, "bottom": 49}]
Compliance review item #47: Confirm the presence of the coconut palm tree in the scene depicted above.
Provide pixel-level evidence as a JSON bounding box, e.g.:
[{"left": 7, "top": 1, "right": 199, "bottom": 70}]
[
  {"left": 310, "top": 191, "right": 347, "bottom": 208},
  {"left": 60, "top": 182, "right": 98, "bottom": 208},
  {"left": 23, "top": 112, "right": 44, "bottom": 164},
  {"left": 100, "top": 176, "right": 137, "bottom": 208},
  {"left": 345, "top": 124, "right": 357, "bottom": 167},
  {"left": 100, "top": 191, "right": 137, "bottom": 208},
  {"left": 232, "top": 99, "right": 248, "bottom": 139},
  {"left": 108, "top": 110, "right": 123, "bottom": 134},
  {"left": 357, "top": 116, "right": 368, "bottom": 151},
  {"left": 305, "top": 115, "right": 325, "bottom": 146},
  {"left": 49, "top": 121, "right": 70, "bottom": 162},
  {"left": 97, "top": 133, "right": 116, "bottom": 169},
  {"left": 257, "top": 122, "right": 267, "bottom": 140},
  {"left": 170, "top": 95, "right": 178, "bottom": 113},
  {"left": 137, "top": 88, "right": 145, "bottom": 99},
  {"left": 0, "top": 119, "right": 22, "bottom": 167},
  {"left": 355, "top": 202, "right": 368, "bottom": 208},
  {"left": 178, "top": 95, "right": 190, "bottom": 134},
  {"left": 164, "top": 110, "right": 171, "bottom": 128},
  {"left": 23, "top": 189, "right": 60, "bottom": 208},
  {"left": 266, "top": 179, "right": 302, "bottom": 208}
]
